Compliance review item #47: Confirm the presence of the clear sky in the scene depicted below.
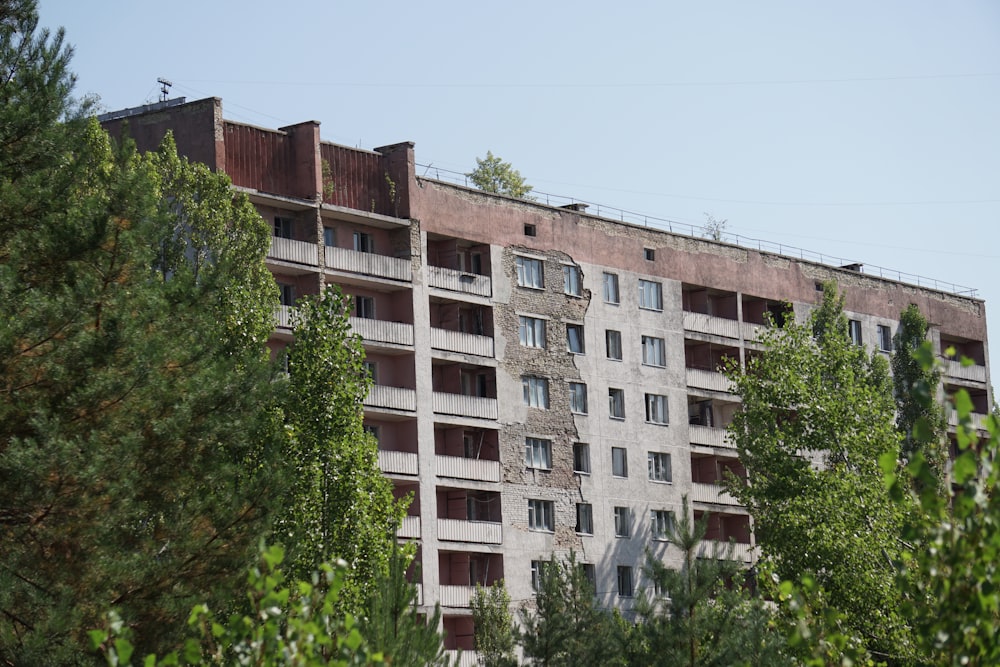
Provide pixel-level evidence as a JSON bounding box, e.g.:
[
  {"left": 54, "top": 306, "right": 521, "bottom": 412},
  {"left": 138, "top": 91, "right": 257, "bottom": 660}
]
[{"left": 41, "top": 0, "right": 1000, "bottom": 364}]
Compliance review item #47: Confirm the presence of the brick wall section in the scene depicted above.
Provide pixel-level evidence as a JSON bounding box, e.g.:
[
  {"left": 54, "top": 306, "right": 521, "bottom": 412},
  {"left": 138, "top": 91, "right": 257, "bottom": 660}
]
[{"left": 498, "top": 246, "right": 590, "bottom": 552}]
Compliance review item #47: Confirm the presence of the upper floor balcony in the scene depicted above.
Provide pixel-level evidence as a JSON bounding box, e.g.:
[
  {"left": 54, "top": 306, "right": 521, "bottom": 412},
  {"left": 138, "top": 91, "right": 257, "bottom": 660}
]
[
  {"left": 432, "top": 393, "right": 499, "bottom": 420},
  {"left": 435, "top": 455, "right": 501, "bottom": 482},
  {"left": 686, "top": 369, "right": 733, "bottom": 393},
  {"left": 682, "top": 285, "right": 739, "bottom": 339},
  {"left": 437, "top": 487, "right": 502, "bottom": 544},
  {"left": 427, "top": 236, "right": 492, "bottom": 298},
  {"left": 688, "top": 425, "right": 732, "bottom": 448},
  {"left": 698, "top": 540, "right": 754, "bottom": 564},
  {"left": 269, "top": 236, "right": 319, "bottom": 267},
  {"left": 684, "top": 312, "right": 741, "bottom": 340},
  {"left": 378, "top": 449, "right": 419, "bottom": 476},
  {"left": 326, "top": 245, "right": 411, "bottom": 283},
  {"left": 365, "top": 384, "right": 417, "bottom": 412},
  {"left": 431, "top": 328, "right": 495, "bottom": 358},
  {"left": 350, "top": 316, "right": 414, "bottom": 347},
  {"left": 690, "top": 482, "right": 741, "bottom": 506},
  {"left": 437, "top": 518, "right": 503, "bottom": 544},
  {"left": 943, "top": 359, "right": 987, "bottom": 384},
  {"left": 427, "top": 265, "right": 492, "bottom": 298},
  {"left": 397, "top": 515, "right": 421, "bottom": 539}
]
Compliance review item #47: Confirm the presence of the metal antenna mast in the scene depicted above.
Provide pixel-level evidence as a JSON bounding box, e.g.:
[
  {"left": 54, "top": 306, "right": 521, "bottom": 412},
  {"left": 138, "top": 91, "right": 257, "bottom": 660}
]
[{"left": 157, "top": 78, "right": 173, "bottom": 102}]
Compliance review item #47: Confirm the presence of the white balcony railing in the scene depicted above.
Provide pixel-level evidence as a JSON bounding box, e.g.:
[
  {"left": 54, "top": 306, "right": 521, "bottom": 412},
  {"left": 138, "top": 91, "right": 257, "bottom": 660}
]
[
  {"left": 365, "top": 385, "right": 417, "bottom": 412},
  {"left": 397, "top": 516, "right": 421, "bottom": 539},
  {"left": 439, "top": 585, "right": 475, "bottom": 608},
  {"left": 427, "top": 265, "right": 492, "bottom": 297},
  {"left": 435, "top": 455, "right": 501, "bottom": 482},
  {"left": 432, "top": 392, "right": 498, "bottom": 420},
  {"left": 943, "top": 359, "right": 987, "bottom": 383},
  {"left": 698, "top": 541, "right": 754, "bottom": 563},
  {"left": 325, "top": 245, "right": 411, "bottom": 282},
  {"left": 269, "top": 237, "right": 319, "bottom": 266},
  {"left": 275, "top": 305, "right": 295, "bottom": 329},
  {"left": 430, "top": 328, "right": 495, "bottom": 358},
  {"left": 349, "top": 317, "right": 414, "bottom": 346},
  {"left": 948, "top": 410, "right": 989, "bottom": 430},
  {"left": 741, "top": 322, "right": 768, "bottom": 342},
  {"left": 444, "top": 651, "right": 479, "bottom": 667},
  {"left": 688, "top": 425, "right": 732, "bottom": 448},
  {"left": 378, "top": 450, "right": 418, "bottom": 476},
  {"left": 683, "top": 312, "right": 740, "bottom": 339},
  {"left": 690, "top": 482, "right": 741, "bottom": 506},
  {"left": 437, "top": 518, "right": 502, "bottom": 544},
  {"left": 686, "top": 368, "right": 733, "bottom": 393}
]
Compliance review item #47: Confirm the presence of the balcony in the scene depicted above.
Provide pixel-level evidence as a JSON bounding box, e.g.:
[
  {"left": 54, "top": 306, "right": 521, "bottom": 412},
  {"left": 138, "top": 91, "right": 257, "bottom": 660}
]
[
  {"left": 440, "top": 585, "right": 475, "bottom": 608},
  {"left": 445, "top": 651, "right": 479, "bottom": 667},
  {"left": 741, "top": 321, "right": 767, "bottom": 342},
  {"left": 275, "top": 305, "right": 295, "bottom": 329},
  {"left": 397, "top": 516, "right": 421, "bottom": 539},
  {"left": 686, "top": 368, "right": 733, "bottom": 393},
  {"left": 437, "top": 518, "right": 502, "bottom": 544},
  {"left": 431, "top": 328, "right": 494, "bottom": 358},
  {"left": 948, "top": 410, "right": 989, "bottom": 431},
  {"left": 427, "top": 265, "right": 492, "bottom": 298},
  {"left": 435, "top": 455, "right": 501, "bottom": 482},
  {"left": 683, "top": 312, "right": 740, "bottom": 339},
  {"left": 365, "top": 385, "right": 417, "bottom": 412},
  {"left": 326, "top": 246, "right": 411, "bottom": 282},
  {"left": 270, "top": 237, "right": 319, "bottom": 266},
  {"left": 378, "top": 450, "right": 418, "bottom": 476},
  {"left": 433, "top": 393, "right": 498, "bottom": 420},
  {"left": 943, "top": 359, "right": 987, "bottom": 383},
  {"left": 349, "top": 317, "right": 414, "bottom": 347},
  {"left": 690, "top": 482, "right": 741, "bottom": 506},
  {"left": 689, "top": 425, "right": 732, "bottom": 448},
  {"left": 698, "top": 541, "right": 753, "bottom": 563}
]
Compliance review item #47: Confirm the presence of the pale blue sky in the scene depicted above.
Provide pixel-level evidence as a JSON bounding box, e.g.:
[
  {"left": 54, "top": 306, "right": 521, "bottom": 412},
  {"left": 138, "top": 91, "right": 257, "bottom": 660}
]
[{"left": 42, "top": 0, "right": 1000, "bottom": 361}]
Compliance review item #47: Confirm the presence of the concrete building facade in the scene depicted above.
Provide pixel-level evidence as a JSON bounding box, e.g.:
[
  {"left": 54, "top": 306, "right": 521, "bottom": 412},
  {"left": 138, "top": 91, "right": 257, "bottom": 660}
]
[{"left": 102, "top": 97, "right": 992, "bottom": 660}]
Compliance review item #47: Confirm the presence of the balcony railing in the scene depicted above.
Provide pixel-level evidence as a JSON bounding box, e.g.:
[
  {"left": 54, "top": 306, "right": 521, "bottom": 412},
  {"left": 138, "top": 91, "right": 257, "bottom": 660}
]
[
  {"left": 437, "top": 518, "right": 502, "bottom": 544},
  {"left": 690, "top": 482, "right": 741, "bottom": 506},
  {"left": 275, "top": 305, "right": 295, "bottom": 329},
  {"left": 943, "top": 359, "right": 987, "bottom": 383},
  {"left": 427, "top": 265, "right": 492, "bottom": 297},
  {"left": 365, "top": 385, "right": 417, "bottom": 412},
  {"left": 270, "top": 237, "right": 319, "bottom": 266},
  {"left": 397, "top": 516, "right": 421, "bottom": 539},
  {"left": 435, "top": 455, "right": 501, "bottom": 482},
  {"left": 698, "top": 541, "right": 753, "bottom": 563},
  {"left": 325, "top": 245, "right": 412, "bottom": 282},
  {"left": 430, "top": 328, "right": 495, "bottom": 358},
  {"left": 948, "top": 410, "right": 989, "bottom": 430},
  {"left": 349, "top": 317, "right": 414, "bottom": 346},
  {"left": 688, "top": 425, "right": 732, "bottom": 448},
  {"left": 439, "top": 585, "right": 475, "bottom": 608},
  {"left": 741, "top": 322, "right": 768, "bottom": 342},
  {"left": 444, "top": 651, "right": 479, "bottom": 667},
  {"left": 686, "top": 368, "right": 733, "bottom": 393},
  {"left": 432, "top": 392, "right": 498, "bottom": 420},
  {"left": 683, "top": 312, "right": 740, "bottom": 339},
  {"left": 378, "top": 450, "right": 418, "bottom": 476}
]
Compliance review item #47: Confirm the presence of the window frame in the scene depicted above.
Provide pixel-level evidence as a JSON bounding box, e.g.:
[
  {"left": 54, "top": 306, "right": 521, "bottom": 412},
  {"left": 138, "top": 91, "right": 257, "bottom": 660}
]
[
  {"left": 614, "top": 506, "right": 631, "bottom": 538},
  {"left": 518, "top": 315, "right": 546, "bottom": 349},
  {"left": 645, "top": 393, "right": 669, "bottom": 425},
  {"left": 606, "top": 330, "right": 623, "bottom": 361},
  {"left": 516, "top": 255, "right": 545, "bottom": 289},
  {"left": 528, "top": 499, "right": 555, "bottom": 532},
  {"left": 651, "top": 509, "right": 676, "bottom": 541},
  {"left": 647, "top": 452, "right": 672, "bottom": 483},
  {"left": 522, "top": 376, "right": 550, "bottom": 409},
  {"left": 525, "top": 437, "right": 552, "bottom": 470},
  {"left": 849, "top": 319, "right": 863, "bottom": 346},
  {"left": 877, "top": 324, "right": 893, "bottom": 352},
  {"left": 274, "top": 216, "right": 294, "bottom": 239},
  {"left": 602, "top": 272, "right": 620, "bottom": 304},
  {"left": 563, "top": 264, "right": 583, "bottom": 297},
  {"left": 572, "top": 443, "right": 591, "bottom": 475},
  {"left": 355, "top": 295, "right": 375, "bottom": 319},
  {"left": 641, "top": 335, "right": 666, "bottom": 367},
  {"left": 609, "top": 388, "right": 625, "bottom": 420},
  {"left": 617, "top": 565, "right": 634, "bottom": 597},
  {"left": 611, "top": 447, "right": 628, "bottom": 478},
  {"left": 353, "top": 231, "right": 375, "bottom": 253},
  {"left": 575, "top": 503, "right": 594, "bottom": 534},
  {"left": 566, "top": 323, "right": 586, "bottom": 354},
  {"left": 569, "top": 382, "right": 588, "bottom": 414},
  {"left": 531, "top": 560, "right": 544, "bottom": 591},
  {"left": 639, "top": 279, "right": 663, "bottom": 311}
]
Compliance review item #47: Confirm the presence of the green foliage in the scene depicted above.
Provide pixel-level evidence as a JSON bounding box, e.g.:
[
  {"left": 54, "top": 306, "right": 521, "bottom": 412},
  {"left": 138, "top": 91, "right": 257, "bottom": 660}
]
[
  {"left": 885, "top": 343, "right": 1000, "bottom": 666},
  {"left": 775, "top": 575, "right": 875, "bottom": 667},
  {"left": 281, "top": 287, "right": 407, "bottom": 615},
  {"left": 471, "top": 581, "right": 516, "bottom": 667},
  {"left": 466, "top": 151, "right": 534, "bottom": 199},
  {"left": 518, "top": 552, "right": 624, "bottom": 667},
  {"left": 361, "top": 543, "right": 449, "bottom": 667},
  {"left": 891, "top": 304, "right": 948, "bottom": 491},
  {"left": 91, "top": 544, "right": 384, "bottom": 666},
  {"left": 725, "top": 282, "right": 911, "bottom": 661},
  {"left": 634, "top": 498, "right": 790, "bottom": 667}
]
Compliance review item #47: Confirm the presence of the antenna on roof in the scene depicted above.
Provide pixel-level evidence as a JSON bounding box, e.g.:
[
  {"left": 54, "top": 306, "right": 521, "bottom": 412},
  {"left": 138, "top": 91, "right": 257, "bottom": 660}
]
[{"left": 157, "top": 78, "right": 173, "bottom": 102}]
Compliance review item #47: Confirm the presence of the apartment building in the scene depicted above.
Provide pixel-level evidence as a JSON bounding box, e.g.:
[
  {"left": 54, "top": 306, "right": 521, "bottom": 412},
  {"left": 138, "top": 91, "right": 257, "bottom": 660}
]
[{"left": 101, "top": 97, "right": 991, "bottom": 659}]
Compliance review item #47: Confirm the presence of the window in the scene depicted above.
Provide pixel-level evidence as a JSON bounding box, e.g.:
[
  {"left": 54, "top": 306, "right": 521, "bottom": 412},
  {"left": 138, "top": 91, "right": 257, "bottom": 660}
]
[
  {"left": 651, "top": 509, "right": 676, "bottom": 541},
  {"left": 522, "top": 376, "right": 550, "bottom": 408},
  {"left": 274, "top": 216, "right": 294, "bottom": 239},
  {"left": 644, "top": 247, "right": 655, "bottom": 261},
  {"left": 612, "top": 447, "right": 628, "bottom": 478},
  {"left": 639, "top": 280, "right": 663, "bottom": 311},
  {"left": 609, "top": 388, "right": 625, "bottom": 420},
  {"left": 525, "top": 437, "right": 552, "bottom": 470},
  {"left": 606, "top": 330, "right": 622, "bottom": 361},
  {"left": 641, "top": 336, "right": 666, "bottom": 367},
  {"left": 323, "top": 227, "right": 335, "bottom": 247},
  {"left": 531, "top": 560, "right": 545, "bottom": 591},
  {"left": 278, "top": 283, "right": 295, "bottom": 307},
  {"left": 603, "top": 272, "right": 620, "bottom": 304},
  {"left": 567, "top": 324, "right": 585, "bottom": 354},
  {"left": 563, "top": 265, "right": 582, "bottom": 296},
  {"left": 645, "top": 393, "right": 669, "bottom": 425},
  {"left": 519, "top": 316, "right": 546, "bottom": 348},
  {"left": 581, "top": 563, "right": 596, "bottom": 589},
  {"left": 573, "top": 443, "right": 591, "bottom": 474},
  {"left": 617, "top": 565, "right": 634, "bottom": 597},
  {"left": 524, "top": 224, "right": 537, "bottom": 237},
  {"left": 363, "top": 361, "right": 378, "bottom": 384},
  {"left": 363, "top": 424, "right": 380, "bottom": 442},
  {"left": 576, "top": 503, "right": 594, "bottom": 534},
  {"left": 516, "top": 256, "right": 544, "bottom": 288},
  {"left": 877, "top": 324, "right": 893, "bottom": 352},
  {"left": 569, "top": 382, "right": 588, "bottom": 414},
  {"left": 614, "top": 506, "right": 631, "bottom": 537},
  {"left": 849, "top": 319, "right": 862, "bottom": 346},
  {"left": 355, "top": 295, "right": 375, "bottom": 319},
  {"left": 528, "top": 499, "right": 554, "bottom": 532},
  {"left": 353, "top": 231, "right": 375, "bottom": 253},
  {"left": 648, "top": 452, "right": 672, "bottom": 482}
]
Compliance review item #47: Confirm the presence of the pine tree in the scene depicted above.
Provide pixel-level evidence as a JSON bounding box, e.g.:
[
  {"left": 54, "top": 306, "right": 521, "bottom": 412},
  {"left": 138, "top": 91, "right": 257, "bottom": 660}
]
[{"left": 471, "top": 581, "right": 516, "bottom": 667}]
